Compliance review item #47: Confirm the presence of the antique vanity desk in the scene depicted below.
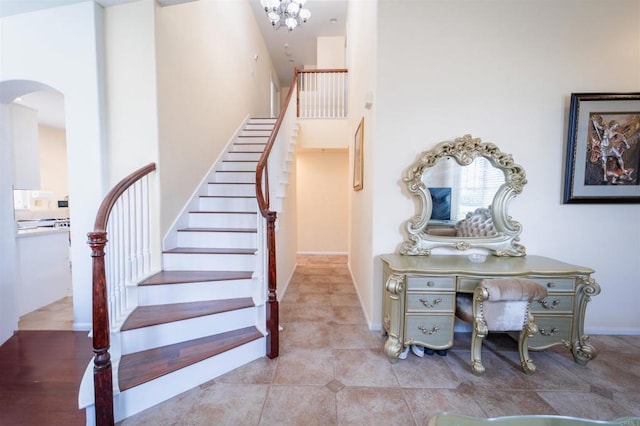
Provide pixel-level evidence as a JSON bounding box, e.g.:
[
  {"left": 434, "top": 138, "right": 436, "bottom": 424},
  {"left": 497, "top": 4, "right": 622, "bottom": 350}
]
[{"left": 381, "top": 135, "right": 600, "bottom": 366}]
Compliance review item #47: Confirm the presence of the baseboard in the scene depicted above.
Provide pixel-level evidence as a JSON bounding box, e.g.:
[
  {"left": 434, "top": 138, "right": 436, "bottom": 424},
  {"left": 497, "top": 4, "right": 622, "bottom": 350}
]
[
  {"left": 585, "top": 327, "right": 640, "bottom": 335},
  {"left": 296, "top": 251, "right": 348, "bottom": 256}
]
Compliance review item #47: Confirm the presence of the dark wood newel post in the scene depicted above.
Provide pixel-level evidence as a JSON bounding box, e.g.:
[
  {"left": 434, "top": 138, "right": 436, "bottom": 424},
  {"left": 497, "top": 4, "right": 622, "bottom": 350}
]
[
  {"left": 265, "top": 211, "right": 279, "bottom": 359},
  {"left": 87, "top": 231, "right": 115, "bottom": 426}
]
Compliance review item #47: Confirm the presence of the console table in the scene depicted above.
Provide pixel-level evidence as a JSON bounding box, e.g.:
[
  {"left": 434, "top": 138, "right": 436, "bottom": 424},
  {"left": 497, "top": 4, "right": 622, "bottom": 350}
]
[{"left": 381, "top": 254, "right": 601, "bottom": 365}]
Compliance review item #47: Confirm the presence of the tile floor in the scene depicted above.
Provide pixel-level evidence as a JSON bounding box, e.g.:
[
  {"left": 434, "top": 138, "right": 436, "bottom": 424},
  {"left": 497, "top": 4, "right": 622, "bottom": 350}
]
[{"left": 116, "top": 255, "right": 640, "bottom": 425}]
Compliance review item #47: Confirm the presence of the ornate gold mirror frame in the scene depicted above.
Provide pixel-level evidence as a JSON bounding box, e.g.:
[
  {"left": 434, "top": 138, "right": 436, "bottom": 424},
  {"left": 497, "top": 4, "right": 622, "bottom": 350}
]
[{"left": 401, "top": 135, "right": 527, "bottom": 256}]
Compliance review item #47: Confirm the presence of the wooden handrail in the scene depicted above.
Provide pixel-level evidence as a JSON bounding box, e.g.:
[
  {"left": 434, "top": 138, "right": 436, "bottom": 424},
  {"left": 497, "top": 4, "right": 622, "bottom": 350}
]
[
  {"left": 87, "top": 162, "right": 156, "bottom": 426},
  {"left": 255, "top": 69, "right": 299, "bottom": 359},
  {"left": 297, "top": 68, "right": 348, "bottom": 74}
]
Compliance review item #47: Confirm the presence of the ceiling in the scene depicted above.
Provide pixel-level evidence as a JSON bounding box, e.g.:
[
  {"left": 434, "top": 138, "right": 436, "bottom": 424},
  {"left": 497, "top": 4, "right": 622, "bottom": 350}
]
[
  {"left": 248, "top": 0, "right": 347, "bottom": 86},
  {"left": 1, "top": 0, "right": 347, "bottom": 129}
]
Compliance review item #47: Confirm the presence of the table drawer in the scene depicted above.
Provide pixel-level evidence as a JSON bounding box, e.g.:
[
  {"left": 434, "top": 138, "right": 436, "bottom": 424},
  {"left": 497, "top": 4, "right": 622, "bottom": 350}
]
[
  {"left": 407, "top": 293, "right": 455, "bottom": 313},
  {"left": 528, "top": 315, "right": 572, "bottom": 349},
  {"left": 405, "top": 314, "right": 454, "bottom": 349},
  {"left": 407, "top": 276, "right": 455, "bottom": 291},
  {"left": 457, "top": 277, "right": 575, "bottom": 293},
  {"left": 531, "top": 294, "right": 574, "bottom": 314},
  {"left": 530, "top": 277, "right": 575, "bottom": 292}
]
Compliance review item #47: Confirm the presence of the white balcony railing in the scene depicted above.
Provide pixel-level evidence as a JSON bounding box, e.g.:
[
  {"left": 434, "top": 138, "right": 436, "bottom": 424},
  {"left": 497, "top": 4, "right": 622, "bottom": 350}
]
[{"left": 297, "top": 69, "right": 348, "bottom": 119}]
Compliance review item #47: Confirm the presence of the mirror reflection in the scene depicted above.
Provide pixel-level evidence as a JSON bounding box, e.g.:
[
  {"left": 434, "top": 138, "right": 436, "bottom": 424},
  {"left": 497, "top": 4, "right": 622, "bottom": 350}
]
[{"left": 423, "top": 156, "right": 505, "bottom": 225}]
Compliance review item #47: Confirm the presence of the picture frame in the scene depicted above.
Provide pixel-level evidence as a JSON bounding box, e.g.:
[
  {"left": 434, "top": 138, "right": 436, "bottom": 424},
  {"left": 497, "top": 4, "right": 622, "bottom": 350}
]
[
  {"left": 353, "top": 117, "right": 364, "bottom": 191},
  {"left": 563, "top": 92, "right": 640, "bottom": 204}
]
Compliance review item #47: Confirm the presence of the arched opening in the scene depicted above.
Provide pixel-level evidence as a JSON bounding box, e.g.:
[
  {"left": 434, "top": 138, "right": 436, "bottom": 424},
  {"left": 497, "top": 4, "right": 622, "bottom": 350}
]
[{"left": 0, "top": 79, "right": 72, "bottom": 331}]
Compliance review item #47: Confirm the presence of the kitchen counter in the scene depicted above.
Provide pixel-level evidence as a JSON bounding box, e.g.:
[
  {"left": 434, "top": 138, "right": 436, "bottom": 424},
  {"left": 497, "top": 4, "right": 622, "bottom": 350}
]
[
  {"left": 17, "top": 227, "right": 70, "bottom": 237},
  {"left": 16, "top": 227, "right": 72, "bottom": 316}
]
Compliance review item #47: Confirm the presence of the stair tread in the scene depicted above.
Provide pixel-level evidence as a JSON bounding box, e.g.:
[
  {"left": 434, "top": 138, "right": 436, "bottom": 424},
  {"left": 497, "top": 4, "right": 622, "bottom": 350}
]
[
  {"left": 140, "top": 270, "right": 253, "bottom": 286},
  {"left": 164, "top": 247, "right": 257, "bottom": 254},
  {"left": 208, "top": 182, "right": 255, "bottom": 185},
  {"left": 200, "top": 195, "right": 256, "bottom": 199},
  {"left": 121, "top": 298, "right": 255, "bottom": 331},
  {"left": 118, "top": 326, "right": 263, "bottom": 391},
  {"left": 189, "top": 210, "right": 257, "bottom": 214},
  {"left": 178, "top": 227, "right": 257, "bottom": 233}
]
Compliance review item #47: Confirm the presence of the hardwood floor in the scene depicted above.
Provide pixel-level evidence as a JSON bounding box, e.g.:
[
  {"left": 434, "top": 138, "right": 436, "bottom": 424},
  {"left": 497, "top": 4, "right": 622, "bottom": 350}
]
[{"left": 0, "top": 330, "right": 93, "bottom": 426}]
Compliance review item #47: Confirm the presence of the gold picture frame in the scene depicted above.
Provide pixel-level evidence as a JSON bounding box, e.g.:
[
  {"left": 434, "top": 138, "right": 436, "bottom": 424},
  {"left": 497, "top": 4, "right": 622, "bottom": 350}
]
[{"left": 353, "top": 117, "right": 364, "bottom": 191}]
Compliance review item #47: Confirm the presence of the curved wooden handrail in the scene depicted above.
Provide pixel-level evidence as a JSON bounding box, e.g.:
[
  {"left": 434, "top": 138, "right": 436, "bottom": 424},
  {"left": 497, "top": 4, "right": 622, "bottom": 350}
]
[
  {"left": 87, "top": 162, "right": 156, "bottom": 426},
  {"left": 92, "top": 162, "right": 157, "bottom": 232}
]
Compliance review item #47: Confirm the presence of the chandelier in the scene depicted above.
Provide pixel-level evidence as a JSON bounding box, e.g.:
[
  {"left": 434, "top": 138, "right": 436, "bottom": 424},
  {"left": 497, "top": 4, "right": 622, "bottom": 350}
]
[{"left": 260, "top": 0, "right": 311, "bottom": 31}]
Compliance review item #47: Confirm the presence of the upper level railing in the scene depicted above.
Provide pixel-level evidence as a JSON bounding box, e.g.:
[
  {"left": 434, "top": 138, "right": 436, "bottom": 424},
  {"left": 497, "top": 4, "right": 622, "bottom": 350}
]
[
  {"left": 297, "top": 69, "right": 348, "bottom": 118},
  {"left": 87, "top": 162, "right": 156, "bottom": 426}
]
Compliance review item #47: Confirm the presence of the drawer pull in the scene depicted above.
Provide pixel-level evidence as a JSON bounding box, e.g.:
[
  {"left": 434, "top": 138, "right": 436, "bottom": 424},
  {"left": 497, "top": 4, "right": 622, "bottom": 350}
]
[
  {"left": 419, "top": 297, "right": 443, "bottom": 308},
  {"left": 540, "top": 299, "right": 561, "bottom": 310},
  {"left": 417, "top": 324, "right": 440, "bottom": 335},
  {"left": 426, "top": 281, "right": 435, "bottom": 287},
  {"left": 547, "top": 282, "right": 556, "bottom": 288},
  {"left": 539, "top": 327, "right": 559, "bottom": 336}
]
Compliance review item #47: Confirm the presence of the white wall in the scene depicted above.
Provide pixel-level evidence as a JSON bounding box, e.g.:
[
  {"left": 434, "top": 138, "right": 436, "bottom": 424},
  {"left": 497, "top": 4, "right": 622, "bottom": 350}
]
[
  {"left": 38, "top": 125, "right": 69, "bottom": 203},
  {"left": 346, "top": 0, "right": 377, "bottom": 327},
  {"left": 317, "top": 36, "right": 345, "bottom": 68},
  {"left": 370, "top": 0, "right": 640, "bottom": 333},
  {"left": 0, "top": 2, "right": 108, "bottom": 334},
  {"left": 154, "top": 0, "right": 275, "bottom": 234},
  {"left": 0, "top": 105, "right": 19, "bottom": 343},
  {"left": 296, "top": 149, "right": 349, "bottom": 253}
]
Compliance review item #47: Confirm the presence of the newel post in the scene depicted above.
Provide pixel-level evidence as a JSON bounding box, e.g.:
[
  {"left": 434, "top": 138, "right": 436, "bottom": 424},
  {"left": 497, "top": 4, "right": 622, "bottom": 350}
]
[
  {"left": 265, "top": 211, "right": 279, "bottom": 359},
  {"left": 87, "top": 231, "right": 115, "bottom": 426}
]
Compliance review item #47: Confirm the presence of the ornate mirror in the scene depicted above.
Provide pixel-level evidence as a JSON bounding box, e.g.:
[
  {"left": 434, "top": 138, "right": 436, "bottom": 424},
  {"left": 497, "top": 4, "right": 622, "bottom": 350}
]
[{"left": 401, "top": 135, "right": 527, "bottom": 256}]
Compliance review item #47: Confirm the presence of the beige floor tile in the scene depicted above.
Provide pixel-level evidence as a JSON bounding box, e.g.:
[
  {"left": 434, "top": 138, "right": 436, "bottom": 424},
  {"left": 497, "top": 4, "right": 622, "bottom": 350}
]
[
  {"left": 279, "top": 322, "right": 333, "bottom": 351},
  {"left": 183, "top": 383, "right": 268, "bottom": 426},
  {"left": 332, "top": 306, "right": 367, "bottom": 325},
  {"left": 215, "top": 357, "right": 278, "bottom": 385},
  {"left": 391, "top": 352, "right": 461, "bottom": 389},
  {"left": 331, "top": 324, "right": 383, "bottom": 350},
  {"left": 333, "top": 349, "right": 399, "bottom": 387},
  {"left": 403, "top": 388, "right": 485, "bottom": 423},
  {"left": 471, "top": 389, "right": 558, "bottom": 417},
  {"left": 259, "top": 385, "right": 337, "bottom": 425},
  {"left": 273, "top": 348, "right": 335, "bottom": 385},
  {"left": 537, "top": 390, "right": 637, "bottom": 420},
  {"left": 336, "top": 387, "right": 416, "bottom": 425}
]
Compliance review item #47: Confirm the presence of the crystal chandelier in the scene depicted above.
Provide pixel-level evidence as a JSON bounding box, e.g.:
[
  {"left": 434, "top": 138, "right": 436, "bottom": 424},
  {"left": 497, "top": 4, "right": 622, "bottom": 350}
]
[{"left": 260, "top": 0, "right": 311, "bottom": 31}]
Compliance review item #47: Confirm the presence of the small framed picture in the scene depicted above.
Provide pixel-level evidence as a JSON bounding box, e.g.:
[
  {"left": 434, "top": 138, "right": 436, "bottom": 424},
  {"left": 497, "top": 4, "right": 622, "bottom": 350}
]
[
  {"left": 563, "top": 92, "right": 640, "bottom": 203},
  {"left": 353, "top": 117, "right": 364, "bottom": 191}
]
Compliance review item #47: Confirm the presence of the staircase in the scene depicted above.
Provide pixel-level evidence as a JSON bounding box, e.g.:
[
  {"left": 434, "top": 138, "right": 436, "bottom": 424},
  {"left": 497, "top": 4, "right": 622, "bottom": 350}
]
[{"left": 80, "top": 118, "right": 286, "bottom": 423}]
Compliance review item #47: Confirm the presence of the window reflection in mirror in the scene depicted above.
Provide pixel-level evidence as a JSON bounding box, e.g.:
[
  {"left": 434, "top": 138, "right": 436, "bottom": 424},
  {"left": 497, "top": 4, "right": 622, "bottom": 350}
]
[{"left": 422, "top": 156, "right": 505, "bottom": 223}]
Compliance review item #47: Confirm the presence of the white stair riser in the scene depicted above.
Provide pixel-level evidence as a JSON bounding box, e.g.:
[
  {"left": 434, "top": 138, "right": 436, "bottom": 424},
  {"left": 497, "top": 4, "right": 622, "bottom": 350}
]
[
  {"left": 163, "top": 252, "right": 256, "bottom": 271},
  {"left": 189, "top": 212, "right": 257, "bottom": 228},
  {"left": 231, "top": 143, "right": 267, "bottom": 152},
  {"left": 199, "top": 196, "right": 257, "bottom": 211},
  {"left": 248, "top": 118, "right": 276, "bottom": 124},
  {"left": 177, "top": 230, "right": 257, "bottom": 248},
  {"left": 120, "top": 307, "right": 258, "bottom": 354},
  {"left": 244, "top": 123, "right": 274, "bottom": 130},
  {"left": 225, "top": 152, "right": 262, "bottom": 161},
  {"left": 110, "top": 338, "right": 266, "bottom": 422},
  {"left": 239, "top": 130, "right": 271, "bottom": 137},
  {"left": 214, "top": 171, "right": 255, "bottom": 183},
  {"left": 207, "top": 183, "right": 255, "bottom": 196},
  {"left": 219, "top": 161, "right": 257, "bottom": 171},
  {"left": 137, "top": 279, "right": 256, "bottom": 305}
]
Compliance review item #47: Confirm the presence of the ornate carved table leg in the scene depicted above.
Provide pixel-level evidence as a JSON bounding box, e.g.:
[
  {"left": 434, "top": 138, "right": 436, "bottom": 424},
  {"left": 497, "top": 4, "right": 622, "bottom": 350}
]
[
  {"left": 383, "top": 273, "right": 405, "bottom": 363},
  {"left": 571, "top": 277, "right": 601, "bottom": 365}
]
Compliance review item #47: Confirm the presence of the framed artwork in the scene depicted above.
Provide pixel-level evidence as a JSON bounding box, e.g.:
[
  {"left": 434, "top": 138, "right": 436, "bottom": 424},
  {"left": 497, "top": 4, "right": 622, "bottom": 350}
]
[
  {"left": 563, "top": 92, "right": 640, "bottom": 203},
  {"left": 353, "top": 117, "right": 364, "bottom": 191}
]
